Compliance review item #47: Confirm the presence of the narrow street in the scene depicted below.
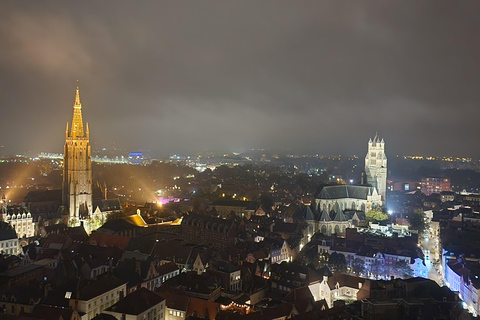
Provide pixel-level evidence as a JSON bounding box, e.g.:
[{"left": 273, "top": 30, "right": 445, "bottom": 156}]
[{"left": 419, "top": 228, "right": 444, "bottom": 286}]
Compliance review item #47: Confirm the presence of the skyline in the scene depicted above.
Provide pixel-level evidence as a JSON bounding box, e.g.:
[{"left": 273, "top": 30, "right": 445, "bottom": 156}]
[{"left": 1, "top": 1, "right": 480, "bottom": 157}]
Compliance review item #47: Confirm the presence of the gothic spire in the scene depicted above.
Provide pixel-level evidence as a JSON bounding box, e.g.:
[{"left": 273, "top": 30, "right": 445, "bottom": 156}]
[
  {"left": 70, "top": 86, "right": 84, "bottom": 138},
  {"left": 75, "top": 86, "right": 81, "bottom": 105}
]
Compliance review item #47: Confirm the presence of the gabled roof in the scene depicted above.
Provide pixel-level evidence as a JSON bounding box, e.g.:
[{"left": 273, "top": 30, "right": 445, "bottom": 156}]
[
  {"left": 156, "top": 261, "right": 179, "bottom": 276},
  {"left": 293, "top": 204, "right": 315, "bottom": 221},
  {"left": 187, "top": 297, "right": 220, "bottom": 319},
  {"left": 126, "top": 237, "right": 157, "bottom": 254},
  {"left": 213, "top": 260, "right": 239, "bottom": 273},
  {"left": 71, "top": 274, "right": 126, "bottom": 301},
  {"left": 283, "top": 286, "right": 314, "bottom": 314},
  {"left": 89, "top": 232, "right": 130, "bottom": 250},
  {"left": 114, "top": 256, "right": 154, "bottom": 281},
  {"left": 154, "top": 289, "right": 189, "bottom": 312},
  {"left": 0, "top": 222, "right": 17, "bottom": 240},
  {"left": 75, "top": 244, "right": 123, "bottom": 270},
  {"left": 162, "top": 271, "right": 221, "bottom": 295},
  {"left": 319, "top": 208, "right": 331, "bottom": 221},
  {"left": 91, "top": 314, "right": 117, "bottom": 320},
  {"left": 93, "top": 199, "right": 122, "bottom": 212},
  {"left": 42, "top": 233, "right": 71, "bottom": 250},
  {"left": 123, "top": 214, "right": 147, "bottom": 227},
  {"left": 327, "top": 274, "right": 366, "bottom": 290},
  {"left": 106, "top": 288, "right": 164, "bottom": 315},
  {"left": 44, "top": 223, "right": 67, "bottom": 233},
  {"left": 333, "top": 208, "right": 347, "bottom": 222},
  {"left": 272, "top": 221, "right": 298, "bottom": 233},
  {"left": 100, "top": 214, "right": 146, "bottom": 232},
  {"left": 5, "top": 205, "right": 30, "bottom": 215},
  {"left": 151, "top": 239, "right": 194, "bottom": 265}
]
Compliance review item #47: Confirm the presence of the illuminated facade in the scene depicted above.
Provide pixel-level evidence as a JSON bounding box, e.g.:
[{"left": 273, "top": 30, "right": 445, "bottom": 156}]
[
  {"left": 365, "top": 134, "right": 387, "bottom": 202},
  {"left": 420, "top": 177, "right": 451, "bottom": 196},
  {"left": 63, "top": 87, "right": 93, "bottom": 226},
  {"left": 1, "top": 194, "right": 34, "bottom": 239}
]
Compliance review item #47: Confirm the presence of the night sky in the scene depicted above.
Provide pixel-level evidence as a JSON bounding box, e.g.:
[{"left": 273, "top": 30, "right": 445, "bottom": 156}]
[{"left": 1, "top": 1, "right": 480, "bottom": 158}]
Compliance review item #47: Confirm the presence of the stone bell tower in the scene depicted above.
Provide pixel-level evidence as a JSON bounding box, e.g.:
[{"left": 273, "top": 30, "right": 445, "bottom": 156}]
[
  {"left": 62, "top": 87, "right": 93, "bottom": 226},
  {"left": 365, "top": 133, "right": 387, "bottom": 202}
]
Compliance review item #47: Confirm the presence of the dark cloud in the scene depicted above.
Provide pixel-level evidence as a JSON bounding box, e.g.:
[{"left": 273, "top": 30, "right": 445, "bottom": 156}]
[{"left": 1, "top": 1, "right": 480, "bottom": 157}]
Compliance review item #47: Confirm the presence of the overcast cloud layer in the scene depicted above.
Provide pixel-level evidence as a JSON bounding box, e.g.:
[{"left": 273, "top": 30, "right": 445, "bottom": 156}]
[{"left": 1, "top": 1, "right": 480, "bottom": 158}]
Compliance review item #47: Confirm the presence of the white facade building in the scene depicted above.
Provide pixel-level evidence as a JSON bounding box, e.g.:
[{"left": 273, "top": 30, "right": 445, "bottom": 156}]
[
  {"left": 0, "top": 221, "right": 19, "bottom": 256},
  {"left": 309, "top": 275, "right": 366, "bottom": 308},
  {"left": 1, "top": 195, "right": 35, "bottom": 239}
]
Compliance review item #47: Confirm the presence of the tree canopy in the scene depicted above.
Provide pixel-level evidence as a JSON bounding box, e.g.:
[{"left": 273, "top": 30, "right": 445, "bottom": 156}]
[
  {"left": 366, "top": 210, "right": 388, "bottom": 222},
  {"left": 409, "top": 209, "right": 426, "bottom": 233}
]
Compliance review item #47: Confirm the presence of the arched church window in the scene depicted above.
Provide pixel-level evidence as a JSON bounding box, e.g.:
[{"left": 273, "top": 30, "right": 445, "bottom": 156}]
[
  {"left": 334, "top": 225, "right": 340, "bottom": 234},
  {"left": 321, "top": 225, "right": 327, "bottom": 235}
]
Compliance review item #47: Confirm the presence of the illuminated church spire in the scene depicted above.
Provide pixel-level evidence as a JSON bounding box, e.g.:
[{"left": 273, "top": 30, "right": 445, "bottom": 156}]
[
  {"left": 63, "top": 85, "right": 93, "bottom": 227},
  {"left": 70, "top": 87, "right": 84, "bottom": 138}
]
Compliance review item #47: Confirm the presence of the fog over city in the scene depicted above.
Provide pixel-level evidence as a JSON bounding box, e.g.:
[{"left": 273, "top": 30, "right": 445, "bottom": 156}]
[{"left": 1, "top": 1, "right": 480, "bottom": 157}]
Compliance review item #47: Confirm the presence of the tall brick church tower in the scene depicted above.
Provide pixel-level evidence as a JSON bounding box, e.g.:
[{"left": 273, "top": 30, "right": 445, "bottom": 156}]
[
  {"left": 365, "top": 134, "right": 387, "bottom": 202},
  {"left": 62, "top": 87, "right": 93, "bottom": 226}
]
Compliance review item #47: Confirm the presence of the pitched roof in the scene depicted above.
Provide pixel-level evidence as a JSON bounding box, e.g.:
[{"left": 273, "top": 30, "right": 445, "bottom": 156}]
[
  {"left": 186, "top": 297, "right": 220, "bottom": 319},
  {"left": 89, "top": 232, "right": 131, "bottom": 250},
  {"left": 213, "top": 260, "right": 239, "bottom": 273},
  {"left": 32, "top": 305, "right": 76, "bottom": 320},
  {"left": 76, "top": 244, "right": 123, "bottom": 270},
  {"left": 126, "top": 237, "right": 157, "bottom": 254},
  {"left": 91, "top": 314, "right": 118, "bottom": 320},
  {"left": 100, "top": 214, "right": 146, "bottom": 232},
  {"left": 333, "top": 208, "right": 347, "bottom": 222},
  {"left": 44, "top": 223, "right": 68, "bottom": 233},
  {"left": 282, "top": 286, "right": 314, "bottom": 314},
  {"left": 156, "top": 261, "right": 179, "bottom": 275},
  {"left": 106, "top": 288, "right": 164, "bottom": 315},
  {"left": 124, "top": 214, "right": 147, "bottom": 227},
  {"left": 317, "top": 185, "right": 375, "bottom": 200},
  {"left": 154, "top": 289, "right": 190, "bottom": 312},
  {"left": 151, "top": 239, "right": 194, "bottom": 265},
  {"left": 0, "top": 222, "right": 17, "bottom": 240},
  {"left": 93, "top": 199, "right": 122, "bottom": 212},
  {"left": 327, "top": 274, "right": 366, "bottom": 290},
  {"left": 293, "top": 204, "right": 315, "bottom": 221},
  {"left": 72, "top": 274, "right": 126, "bottom": 301},
  {"left": 318, "top": 209, "right": 331, "bottom": 222},
  {"left": 113, "top": 256, "right": 154, "bottom": 282}
]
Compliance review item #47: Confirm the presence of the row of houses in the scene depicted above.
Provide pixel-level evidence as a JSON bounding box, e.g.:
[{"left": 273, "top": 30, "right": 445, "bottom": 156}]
[{"left": 314, "top": 228, "right": 428, "bottom": 279}]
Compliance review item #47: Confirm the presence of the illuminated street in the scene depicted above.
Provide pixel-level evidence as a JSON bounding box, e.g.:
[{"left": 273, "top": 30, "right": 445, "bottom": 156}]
[{"left": 419, "top": 224, "right": 444, "bottom": 286}]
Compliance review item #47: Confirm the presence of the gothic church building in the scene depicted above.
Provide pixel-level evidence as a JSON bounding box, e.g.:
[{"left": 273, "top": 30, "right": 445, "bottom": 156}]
[{"left": 309, "top": 135, "right": 387, "bottom": 236}]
